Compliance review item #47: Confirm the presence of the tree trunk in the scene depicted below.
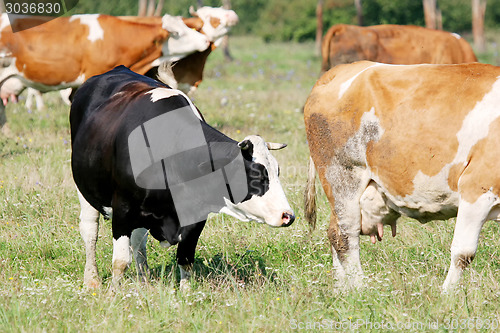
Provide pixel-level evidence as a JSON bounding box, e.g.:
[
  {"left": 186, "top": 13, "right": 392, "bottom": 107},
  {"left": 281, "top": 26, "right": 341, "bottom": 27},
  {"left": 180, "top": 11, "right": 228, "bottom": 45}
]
[
  {"left": 315, "top": 0, "right": 324, "bottom": 56},
  {"left": 423, "top": 0, "right": 437, "bottom": 30},
  {"left": 221, "top": 0, "right": 234, "bottom": 61},
  {"left": 354, "top": 0, "right": 363, "bottom": 26},
  {"left": 154, "top": 0, "right": 164, "bottom": 16},
  {"left": 436, "top": 8, "right": 443, "bottom": 30},
  {"left": 138, "top": 0, "right": 147, "bottom": 16},
  {"left": 472, "top": 0, "right": 487, "bottom": 52},
  {"left": 146, "top": 0, "right": 156, "bottom": 17}
]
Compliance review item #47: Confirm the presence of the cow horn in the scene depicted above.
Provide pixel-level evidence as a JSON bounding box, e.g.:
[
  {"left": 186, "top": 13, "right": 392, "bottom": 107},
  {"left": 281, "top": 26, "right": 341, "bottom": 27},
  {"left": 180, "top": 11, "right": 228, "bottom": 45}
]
[
  {"left": 266, "top": 142, "right": 287, "bottom": 150},
  {"left": 189, "top": 6, "right": 198, "bottom": 16}
]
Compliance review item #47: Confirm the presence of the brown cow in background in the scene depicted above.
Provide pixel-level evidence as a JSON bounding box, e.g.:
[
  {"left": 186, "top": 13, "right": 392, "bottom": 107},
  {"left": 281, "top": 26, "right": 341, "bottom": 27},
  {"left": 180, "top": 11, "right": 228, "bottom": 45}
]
[{"left": 321, "top": 24, "right": 477, "bottom": 72}]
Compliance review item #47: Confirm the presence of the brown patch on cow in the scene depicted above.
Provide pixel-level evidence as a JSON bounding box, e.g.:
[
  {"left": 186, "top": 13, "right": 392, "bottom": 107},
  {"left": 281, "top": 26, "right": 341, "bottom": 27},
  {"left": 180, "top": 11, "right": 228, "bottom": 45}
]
[
  {"left": 320, "top": 24, "right": 477, "bottom": 72},
  {"left": 171, "top": 45, "right": 213, "bottom": 88},
  {"left": 182, "top": 17, "right": 204, "bottom": 32},
  {"left": 456, "top": 117, "right": 500, "bottom": 203},
  {"left": 327, "top": 214, "right": 349, "bottom": 261},
  {"left": 209, "top": 17, "right": 221, "bottom": 29},
  {"left": 457, "top": 254, "right": 475, "bottom": 270}
]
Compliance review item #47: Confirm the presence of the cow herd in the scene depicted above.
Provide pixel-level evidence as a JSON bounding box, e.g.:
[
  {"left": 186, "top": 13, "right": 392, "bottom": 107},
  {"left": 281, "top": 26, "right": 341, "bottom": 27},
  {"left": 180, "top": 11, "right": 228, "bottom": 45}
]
[{"left": 0, "top": 8, "right": 497, "bottom": 294}]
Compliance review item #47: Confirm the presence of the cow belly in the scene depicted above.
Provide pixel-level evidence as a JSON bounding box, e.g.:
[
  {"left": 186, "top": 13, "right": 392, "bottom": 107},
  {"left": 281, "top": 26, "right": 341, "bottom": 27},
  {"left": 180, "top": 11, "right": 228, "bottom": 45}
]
[{"left": 370, "top": 171, "right": 460, "bottom": 223}]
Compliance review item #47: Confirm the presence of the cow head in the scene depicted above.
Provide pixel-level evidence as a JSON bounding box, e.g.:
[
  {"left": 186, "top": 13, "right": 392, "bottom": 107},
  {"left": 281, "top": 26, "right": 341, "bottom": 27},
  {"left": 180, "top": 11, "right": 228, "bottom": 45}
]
[
  {"left": 189, "top": 6, "right": 239, "bottom": 44},
  {"left": 220, "top": 135, "right": 295, "bottom": 227},
  {"left": 161, "top": 14, "right": 210, "bottom": 59}
]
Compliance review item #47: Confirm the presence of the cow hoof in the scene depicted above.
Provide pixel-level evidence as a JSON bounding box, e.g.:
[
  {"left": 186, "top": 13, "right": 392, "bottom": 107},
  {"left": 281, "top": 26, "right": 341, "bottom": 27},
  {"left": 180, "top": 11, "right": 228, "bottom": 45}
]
[
  {"left": 179, "top": 279, "right": 192, "bottom": 293},
  {"left": 84, "top": 278, "right": 101, "bottom": 289}
]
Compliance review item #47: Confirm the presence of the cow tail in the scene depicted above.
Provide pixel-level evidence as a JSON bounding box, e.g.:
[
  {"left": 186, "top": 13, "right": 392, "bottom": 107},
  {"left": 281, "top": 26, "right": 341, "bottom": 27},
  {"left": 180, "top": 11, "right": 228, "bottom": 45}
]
[
  {"left": 321, "top": 25, "right": 339, "bottom": 73},
  {"left": 320, "top": 30, "right": 332, "bottom": 73},
  {"left": 304, "top": 156, "right": 317, "bottom": 231}
]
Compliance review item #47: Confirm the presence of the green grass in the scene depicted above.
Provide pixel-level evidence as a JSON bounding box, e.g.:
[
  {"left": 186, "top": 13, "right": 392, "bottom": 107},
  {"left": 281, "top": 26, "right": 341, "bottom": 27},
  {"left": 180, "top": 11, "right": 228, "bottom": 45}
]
[{"left": 1, "top": 35, "right": 500, "bottom": 332}]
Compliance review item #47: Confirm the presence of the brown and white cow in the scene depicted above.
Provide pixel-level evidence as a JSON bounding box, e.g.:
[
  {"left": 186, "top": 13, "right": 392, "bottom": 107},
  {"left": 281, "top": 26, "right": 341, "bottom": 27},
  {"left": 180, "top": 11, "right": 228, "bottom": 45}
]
[
  {"left": 304, "top": 61, "right": 500, "bottom": 292},
  {"left": 0, "top": 13, "right": 209, "bottom": 127},
  {"left": 125, "top": 6, "right": 239, "bottom": 94},
  {"left": 321, "top": 24, "right": 478, "bottom": 73},
  {"left": 9, "top": 6, "right": 238, "bottom": 113}
]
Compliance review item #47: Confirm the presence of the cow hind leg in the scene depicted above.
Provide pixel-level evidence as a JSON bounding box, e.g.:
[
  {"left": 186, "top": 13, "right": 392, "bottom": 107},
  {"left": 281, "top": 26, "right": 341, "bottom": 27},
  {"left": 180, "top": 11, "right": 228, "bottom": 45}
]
[
  {"left": 327, "top": 193, "right": 369, "bottom": 287},
  {"left": 77, "top": 190, "right": 101, "bottom": 288},
  {"left": 131, "top": 228, "right": 150, "bottom": 282},
  {"left": 442, "top": 193, "right": 496, "bottom": 292},
  {"left": 322, "top": 168, "right": 372, "bottom": 287}
]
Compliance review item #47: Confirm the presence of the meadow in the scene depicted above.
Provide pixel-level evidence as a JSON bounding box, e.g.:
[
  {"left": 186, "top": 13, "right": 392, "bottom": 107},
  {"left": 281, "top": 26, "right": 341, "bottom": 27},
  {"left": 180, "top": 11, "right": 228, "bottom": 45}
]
[{"left": 1, "top": 35, "right": 500, "bottom": 332}]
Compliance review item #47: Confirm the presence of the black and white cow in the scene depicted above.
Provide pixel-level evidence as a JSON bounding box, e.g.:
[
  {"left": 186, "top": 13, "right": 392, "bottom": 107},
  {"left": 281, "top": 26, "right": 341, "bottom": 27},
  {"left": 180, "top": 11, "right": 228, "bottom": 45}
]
[{"left": 70, "top": 66, "right": 295, "bottom": 288}]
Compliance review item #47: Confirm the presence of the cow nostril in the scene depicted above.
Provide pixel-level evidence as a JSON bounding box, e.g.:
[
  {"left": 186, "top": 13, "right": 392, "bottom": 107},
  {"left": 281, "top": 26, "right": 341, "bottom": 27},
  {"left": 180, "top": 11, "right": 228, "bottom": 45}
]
[{"left": 281, "top": 212, "right": 295, "bottom": 226}]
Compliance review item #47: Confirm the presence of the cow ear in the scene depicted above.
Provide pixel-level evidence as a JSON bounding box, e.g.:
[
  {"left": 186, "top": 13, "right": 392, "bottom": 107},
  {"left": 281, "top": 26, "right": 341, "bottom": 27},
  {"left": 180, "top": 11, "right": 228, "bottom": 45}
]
[
  {"left": 266, "top": 142, "right": 287, "bottom": 150},
  {"left": 238, "top": 139, "right": 253, "bottom": 151}
]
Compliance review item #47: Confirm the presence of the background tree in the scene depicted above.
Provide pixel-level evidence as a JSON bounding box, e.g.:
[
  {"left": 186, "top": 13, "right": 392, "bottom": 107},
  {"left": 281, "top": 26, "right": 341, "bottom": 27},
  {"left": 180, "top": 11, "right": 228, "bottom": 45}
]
[
  {"left": 221, "top": 0, "right": 234, "bottom": 61},
  {"left": 315, "top": 0, "right": 324, "bottom": 55},
  {"left": 354, "top": 0, "right": 363, "bottom": 26},
  {"left": 472, "top": 0, "right": 487, "bottom": 52},
  {"left": 423, "top": 0, "right": 436, "bottom": 29},
  {"left": 138, "top": 0, "right": 164, "bottom": 16}
]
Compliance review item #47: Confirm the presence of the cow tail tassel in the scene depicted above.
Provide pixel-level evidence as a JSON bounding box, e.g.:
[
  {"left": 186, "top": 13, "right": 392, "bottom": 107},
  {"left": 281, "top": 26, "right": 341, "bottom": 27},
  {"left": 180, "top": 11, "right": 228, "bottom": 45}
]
[{"left": 304, "top": 156, "right": 317, "bottom": 231}]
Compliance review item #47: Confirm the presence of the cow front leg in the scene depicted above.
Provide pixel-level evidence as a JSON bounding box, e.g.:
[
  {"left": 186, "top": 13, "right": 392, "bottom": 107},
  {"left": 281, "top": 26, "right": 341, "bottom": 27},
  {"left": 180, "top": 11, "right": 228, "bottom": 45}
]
[
  {"left": 111, "top": 194, "right": 134, "bottom": 287},
  {"left": 77, "top": 190, "right": 101, "bottom": 288},
  {"left": 176, "top": 221, "right": 206, "bottom": 290},
  {"left": 131, "top": 228, "right": 150, "bottom": 282},
  {"left": 442, "top": 195, "right": 493, "bottom": 292},
  {"left": 112, "top": 234, "right": 132, "bottom": 287}
]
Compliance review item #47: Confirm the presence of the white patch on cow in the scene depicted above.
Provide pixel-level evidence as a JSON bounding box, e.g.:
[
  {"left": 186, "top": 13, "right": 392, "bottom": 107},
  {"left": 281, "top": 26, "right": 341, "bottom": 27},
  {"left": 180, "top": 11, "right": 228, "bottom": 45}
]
[
  {"left": 77, "top": 189, "right": 101, "bottom": 288},
  {"left": 0, "top": 13, "right": 10, "bottom": 32},
  {"left": 192, "top": 7, "right": 239, "bottom": 42},
  {"left": 451, "top": 32, "right": 462, "bottom": 40},
  {"left": 70, "top": 14, "right": 104, "bottom": 43},
  {"left": 112, "top": 235, "right": 132, "bottom": 272},
  {"left": 454, "top": 76, "right": 500, "bottom": 164},
  {"left": 346, "top": 108, "right": 384, "bottom": 164},
  {"left": 147, "top": 87, "right": 203, "bottom": 120},
  {"left": 161, "top": 14, "right": 209, "bottom": 58},
  {"left": 443, "top": 191, "right": 500, "bottom": 291},
  {"left": 379, "top": 167, "right": 460, "bottom": 218},
  {"left": 220, "top": 135, "right": 294, "bottom": 227},
  {"left": 339, "top": 63, "right": 384, "bottom": 99}
]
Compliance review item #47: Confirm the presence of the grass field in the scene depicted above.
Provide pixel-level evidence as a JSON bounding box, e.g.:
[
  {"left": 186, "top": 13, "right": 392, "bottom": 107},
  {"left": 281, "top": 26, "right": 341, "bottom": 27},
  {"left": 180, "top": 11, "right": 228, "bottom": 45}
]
[{"left": 1, "top": 35, "right": 500, "bottom": 332}]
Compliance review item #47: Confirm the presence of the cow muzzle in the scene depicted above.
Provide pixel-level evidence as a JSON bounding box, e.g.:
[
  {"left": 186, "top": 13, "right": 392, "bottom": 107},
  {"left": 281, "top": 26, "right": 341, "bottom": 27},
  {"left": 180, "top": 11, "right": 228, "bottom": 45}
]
[{"left": 281, "top": 211, "right": 295, "bottom": 227}]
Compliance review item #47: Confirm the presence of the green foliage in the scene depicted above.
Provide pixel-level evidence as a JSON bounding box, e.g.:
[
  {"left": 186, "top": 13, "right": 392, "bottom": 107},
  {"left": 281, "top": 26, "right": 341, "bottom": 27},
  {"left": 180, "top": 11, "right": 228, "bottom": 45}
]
[
  {"left": 53, "top": 0, "right": 500, "bottom": 42},
  {"left": 363, "top": 0, "right": 425, "bottom": 27}
]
